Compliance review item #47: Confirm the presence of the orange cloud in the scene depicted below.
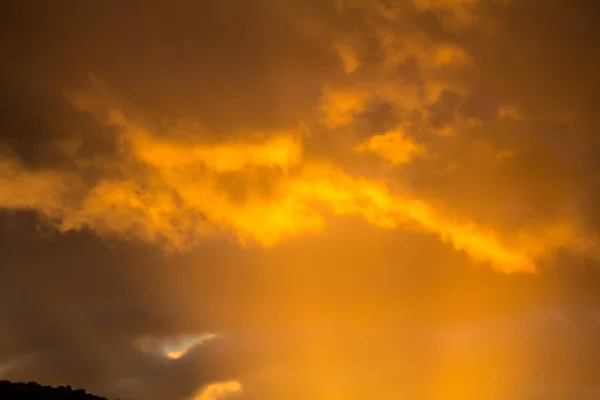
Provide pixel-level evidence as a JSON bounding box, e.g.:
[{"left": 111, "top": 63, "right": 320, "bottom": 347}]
[
  {"left": 411, "top": 0, "right": 486, "bottom": 29},
  {"left": 471, "top": 140, "right": 518, "bottom": 161},
  {"left": 314, "top": 28, "right": 471, "bottom": 134},
  {"left": 319, "top": 87, "right": 369, "bottom": 128},
  {"left": 378, "top": 30, "right": 472, "bottom": 70},
  {"left": 355, "top": 127, "right": 426, "bottom": 164},
  {"left": 498, "top": 105, "right": 524, "bottom": 120},
  {"left": 132, "top": 134, "right": 303, "bottom": 172},
  {"left": 0, "top": 157, "right": 80, "bottom": 220},
  {"left": 193, "top": 381, "right": 242, "bottom": 400},
  {"left": 287, "top": 164, "right": 583, "bottom": 273},
  {"left": 0, "top": 84, "right": 593, "bottom": 274},
  {"left": 335, "top": 42, "right": 360, "bottom": 74}
]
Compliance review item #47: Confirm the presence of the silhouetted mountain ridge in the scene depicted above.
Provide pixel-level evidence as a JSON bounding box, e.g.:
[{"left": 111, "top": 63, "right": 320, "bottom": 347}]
[{"left": 0, "top": 380, "right": 115, "bottom": 400}]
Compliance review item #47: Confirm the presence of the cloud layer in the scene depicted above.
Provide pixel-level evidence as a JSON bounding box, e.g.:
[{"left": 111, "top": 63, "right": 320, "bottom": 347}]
[{"left": 2, "top": 0, "right": 600, "bottom": 399}]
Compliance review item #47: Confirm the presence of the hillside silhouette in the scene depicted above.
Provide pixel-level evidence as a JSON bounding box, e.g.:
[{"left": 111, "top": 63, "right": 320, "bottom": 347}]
[{"left": 0, "top": 380, "right": 114, "bottom": 400}]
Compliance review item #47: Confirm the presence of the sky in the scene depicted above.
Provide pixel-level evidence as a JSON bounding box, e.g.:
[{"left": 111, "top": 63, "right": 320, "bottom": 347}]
[{"left": 1, "top": 0, "right": 600, "bottom": 399}]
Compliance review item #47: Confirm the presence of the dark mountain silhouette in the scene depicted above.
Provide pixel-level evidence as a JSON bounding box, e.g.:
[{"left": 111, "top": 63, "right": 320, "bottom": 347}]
[{"left": 0, "top": 380, "right": 115, "bottom": 400}]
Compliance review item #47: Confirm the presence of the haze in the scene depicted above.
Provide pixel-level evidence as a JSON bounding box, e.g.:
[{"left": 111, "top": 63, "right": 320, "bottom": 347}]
[{"left": 1, "top": 1, "right": 600, "bottom": 399}]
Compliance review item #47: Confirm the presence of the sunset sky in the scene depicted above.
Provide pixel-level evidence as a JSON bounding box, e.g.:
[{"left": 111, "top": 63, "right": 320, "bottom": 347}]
[{"left": 1, "top": 0, "right": 600, "bottom": 399}]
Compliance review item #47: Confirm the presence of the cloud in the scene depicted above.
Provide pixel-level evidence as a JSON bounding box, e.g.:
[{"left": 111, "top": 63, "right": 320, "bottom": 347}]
[
  {"left": 335, "top": 42, "right": 361, "bottom": 74},
  {"left": 319, "top": 86, "right": 370, "bottom": 128},
  {"left": 1, "top": 0, "right": 600, "bottom": 399},
  {"left": 410, "top": 0, "right": 512, "bottom": 30},
  {"left": 134, "top": 333, "right": 218, "bottom": 360},
  {"left": 0, "top": 81, "right": 591, "bottom": 272},
  {"left": 0, "top": 157, "right": 78, "bottom": 218},
  {"left": 355, "top": 126, "right": 426, "bottom": 164},
  {"left": 193, "top": 381, "right": 242, "bottom": 400}
]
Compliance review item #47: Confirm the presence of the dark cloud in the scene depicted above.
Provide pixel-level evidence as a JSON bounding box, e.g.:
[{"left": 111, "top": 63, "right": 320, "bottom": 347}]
[{"left": 0, "top": 0, "right": 345, "bottom": 136}]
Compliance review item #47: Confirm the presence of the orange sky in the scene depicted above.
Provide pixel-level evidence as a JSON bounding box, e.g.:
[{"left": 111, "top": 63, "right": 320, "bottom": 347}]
[{"left": 1, "top": 0, "right": 600, "bottom": 399}]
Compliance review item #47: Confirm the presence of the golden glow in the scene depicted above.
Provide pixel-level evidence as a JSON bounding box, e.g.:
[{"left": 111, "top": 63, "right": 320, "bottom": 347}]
[
  {"left": 130, "top": 132, "right": 303, "bottom": 172},
  {"left": 193, "top": 381, "right": 242, "bottom": 400}
]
